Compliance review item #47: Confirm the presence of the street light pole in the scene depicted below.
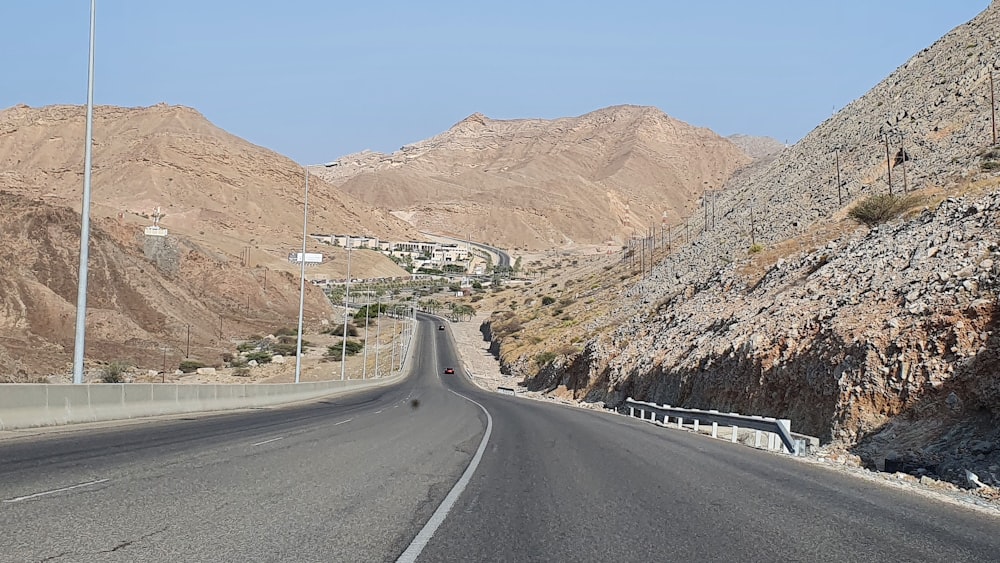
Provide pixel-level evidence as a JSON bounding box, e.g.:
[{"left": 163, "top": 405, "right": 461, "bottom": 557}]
[
  {"left": 374, "top": 293, "right": 382, "bottom": 377},
  {"left": 361, "top": 284, "right": 369, "bottom": 379},
  {"left": 294, "top": 168, "right": 309, "bottom": 384},
  {"left": 71, "top": 0, "right": 97, "bottom": 385},
  {"left": 340, "top": 237, "right": 352, "bottom": 381}
]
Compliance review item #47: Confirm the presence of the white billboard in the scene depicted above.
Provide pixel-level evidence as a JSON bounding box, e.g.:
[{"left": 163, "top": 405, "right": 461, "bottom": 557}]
[{"left": 289, "top": 252, "right": 324, "bottom": 264}]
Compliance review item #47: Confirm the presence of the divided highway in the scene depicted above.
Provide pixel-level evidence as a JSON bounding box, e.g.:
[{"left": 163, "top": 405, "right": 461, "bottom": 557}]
[{"left": 1, "top": 315, "right": 998, "bottom": 562}]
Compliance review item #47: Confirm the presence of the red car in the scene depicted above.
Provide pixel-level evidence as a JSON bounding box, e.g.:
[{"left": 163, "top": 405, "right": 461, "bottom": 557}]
[{"left": 444, "top": 368, "right": 455, "bottom": 374}]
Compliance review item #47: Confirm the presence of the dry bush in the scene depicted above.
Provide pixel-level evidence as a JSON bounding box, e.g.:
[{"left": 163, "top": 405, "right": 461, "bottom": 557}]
[{"left": 848, "top": 194, "right": 922, "bottom": 226}]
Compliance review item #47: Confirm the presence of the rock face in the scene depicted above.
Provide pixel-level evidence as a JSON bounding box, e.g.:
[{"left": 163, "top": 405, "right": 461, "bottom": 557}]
[
  {"left": 490, "top": 2, "right": 1000, "bottom": 487},
  {"left": 312, "top": 105, "right": 751, "bottom": 250}
]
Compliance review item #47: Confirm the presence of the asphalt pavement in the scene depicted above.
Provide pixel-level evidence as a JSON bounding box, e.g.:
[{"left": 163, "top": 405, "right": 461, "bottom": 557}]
[{"left": 1, "top": 315, "right": 998, "bottom": 562}]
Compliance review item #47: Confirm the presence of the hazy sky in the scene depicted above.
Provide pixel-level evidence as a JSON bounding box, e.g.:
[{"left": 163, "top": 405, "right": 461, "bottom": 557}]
[{"left": 1, "top": 1, "right": 990, "bottom": 165}]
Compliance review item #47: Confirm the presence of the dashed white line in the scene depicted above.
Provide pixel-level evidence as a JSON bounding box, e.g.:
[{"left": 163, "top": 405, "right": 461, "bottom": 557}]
[
  {"left": 3, "top": 478, "right": 110, "bottom": 503},
  {"left": 251, "top": 437, "right": 284, "bottom": 447},
  {"left": 396, "top": 390, "right": 494, "bottom": 563},
  {"left": 334, "top": 419, "right": 353, "bottom": 426},
  {"left": 375, "top": 410, "right": 383, "bottom": 414}
]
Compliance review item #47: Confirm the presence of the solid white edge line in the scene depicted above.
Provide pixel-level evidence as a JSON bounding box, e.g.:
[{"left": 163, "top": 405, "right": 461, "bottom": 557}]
[
  {"left": 396, "top": 390, "right": 494, "bottom": 563},
  {"left": 3, "top": 478, "right": 110, "bottom": 503},
  {"left": 251, "top": 436, "right": 285, "bottom": 447},
  {"left": 334, "top": 419, "right": 353, "bottom": 426}
]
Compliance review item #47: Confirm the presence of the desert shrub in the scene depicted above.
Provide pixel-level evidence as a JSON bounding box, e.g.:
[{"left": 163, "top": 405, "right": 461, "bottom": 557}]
[
  {"left": 245, "top": 351, "right": 272, "bottom": 364},
  {"left": 178, "top": 360, "right": 205, "bottom": 373},
  {"left": 981, "top": 160, "right": 1000, "bottom": 171},
  {"left": 232, "top": 367, "right": 251, "bottom": 377},
  {"left": 274, "top": 327, "right": 297, "bottom": 337},
  {"left": 101, "top": 361, "right": 130, "bottom": 383},
  {"left": 541, "top": 296, "right": 556, "bottom": 306},
  {"left": 325, "top": 340, "right": 364, "bottom": 360},
  {"left": 271, "top": 342, "right": 300, "bottom": 356},
  {"left": 535, "top": 351, "right": 557, "bottom": 366},
  {"left": 229, "top": 356, "right": 248, "bottom": 368},
  {"left": 471, "top": 294, "right": 483, "bottom": 303},
  {"left": 325, "top": 323, "right": 358, "bottom": 337},
  {"left": 748, "top": 243, "right": 764, "bottom": 254},
  {"left": 237, "top": 341, "right": 258, "bottom": 353},
  {"left": 848, "top": 194, "right": 922, "bottom": 226},
  {"left": 221, "top": 352, "right": 234, "bottom": 364}
]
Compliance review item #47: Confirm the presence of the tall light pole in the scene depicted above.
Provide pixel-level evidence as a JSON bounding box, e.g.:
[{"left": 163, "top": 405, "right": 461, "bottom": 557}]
[
  {"left": 361, "top": 284, "right": 370, "bottom": 379},
  {"left": 340, "top": 237, "right": 352, "bottom": 381},
  {"left": 72, "top": 0, "right": 97, "bottom": 385},
  {"left": 373, "top": 292, "right": 382, "bottom": 377},
  {"left": 294, "top": 169, "right": 309, "bottom": 384},
  {"left": 390, "top": 306, "right": 398, "bottom": 372}
]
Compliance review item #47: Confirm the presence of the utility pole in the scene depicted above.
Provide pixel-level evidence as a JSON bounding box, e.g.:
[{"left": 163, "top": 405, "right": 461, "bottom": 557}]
[
  {"left": 835, "top": 148, "right": 843, "bottom": 206},
  {"left": 750, "top": 202, "right": 756, "bottom": 247},
  {"left": 883, "top": 134, "right": 893, "bottom": 196},
  {"left": 900, "top": 134, "right": 909, "bottom": 193},
  {"left": 340, "top": 236, "right": 352, "bottom": 381},
  {"left": 992, "top": 68, "right": 997, "bottom": 145},
  {"left": 186, "top": 324, "right": 191, "bottom": 358},
  {"left": 295, "top": 169, "right": 309, "bottom": 384}
]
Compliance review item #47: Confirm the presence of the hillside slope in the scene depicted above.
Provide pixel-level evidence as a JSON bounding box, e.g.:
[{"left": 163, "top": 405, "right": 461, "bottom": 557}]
[
  {"left": 484, "top": 2, "right": 1000, "bottom": 487},
  {"left": 0, "top": 104, "right": 415, "bottom": 379},
  {"left": 312, "top": 105, "right": 750, "bottom": 250}
]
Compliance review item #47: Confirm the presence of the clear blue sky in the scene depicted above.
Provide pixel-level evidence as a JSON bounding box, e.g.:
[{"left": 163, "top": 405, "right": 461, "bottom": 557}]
[{"left": 1, "top": 1, "right": 990, "bottom": 165}]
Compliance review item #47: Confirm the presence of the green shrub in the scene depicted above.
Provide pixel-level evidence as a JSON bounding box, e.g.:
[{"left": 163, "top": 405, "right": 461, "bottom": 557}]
[
  {"left": 981, "top": 160, "right": 1000, "bottom": 171},
  {"left": 535, "top": 351, "right": 557, "bottom": 366},
  {"left": 848, "top": 194, "right": 922, "bottom": 226},
  {"left": 271, "top": 342, "right": 300, "bottom": 356},
  {"left": 237, "top": 341, "right": 258, "bottom": 353},
  {"left": 748, "top": 243, "right": 764, "bottom": 254},
  {"left": 179, "top": 360, "right": 205, "bottom": 373},
  {"left": 245, "top": 351, "right": 272, "bottom": 364},
  {"left": 325, "top": 323, "right": 358, "bottom": 337},
  {"left": 101, "top": 361, "right": 130, "bottom": 383},
  {"left": 541, "top": 296, "right": 556, "bottom": 306},
  {"left": 325, "top": 340, "right": 364, "bottom": 361}
]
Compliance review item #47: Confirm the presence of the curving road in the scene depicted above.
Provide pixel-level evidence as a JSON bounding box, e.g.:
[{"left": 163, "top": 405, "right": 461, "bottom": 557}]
[{"left": 1, "top": 315, "right": 998, "bottom": 562}]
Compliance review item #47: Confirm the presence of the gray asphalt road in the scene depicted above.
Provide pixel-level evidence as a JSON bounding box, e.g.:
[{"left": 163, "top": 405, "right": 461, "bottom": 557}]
[{"left": 2, "top": 315, "right": 999, "bottom": 562}]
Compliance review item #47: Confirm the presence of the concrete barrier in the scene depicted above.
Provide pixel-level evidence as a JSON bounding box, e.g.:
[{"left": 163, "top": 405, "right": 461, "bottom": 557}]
[{"left": 0, "top": 374, "right": 403, "bottom": 431}]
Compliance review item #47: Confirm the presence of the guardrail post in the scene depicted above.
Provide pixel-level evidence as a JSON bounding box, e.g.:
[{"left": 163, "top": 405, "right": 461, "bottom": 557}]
[
  {"left": 693, "top": 419, "right": 699, "bottom": 432},
  {"left": 731, "top": 426, "right": 739, "bottom": 443},
  {"left": 755, "top": 430, "right": 762, "bottom": 448},
  {"left": 768, "top": 433, "right": 777, "bottom": 451},
  {"left": 629, "top": 406, "right": 634, "bottom": 418},
  {"left": 677, "top": 416, "right": 683, "bottom": 429},
  {"left": 711, "top": 422, "right": 718, "bottom": 438}
]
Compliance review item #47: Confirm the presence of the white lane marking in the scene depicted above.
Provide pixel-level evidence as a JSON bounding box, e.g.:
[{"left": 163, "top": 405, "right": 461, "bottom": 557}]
[
  {"left": 251, "top": 437, "right": 284, "bottom": 447},
  {"left": 3, "top": 478, "right": 110, "bottom": 503},
  {"left": 393, "top": 405, "right": 399, "bottom": 408},
  {"left": 334, "top": 419, "right": 353, "bottom": 426},
  {"left": 375, "top": 410, "right": 383, "bottom": 414},
  {"left": 396, "top": 390, "right": 494, "bottom": 563}
]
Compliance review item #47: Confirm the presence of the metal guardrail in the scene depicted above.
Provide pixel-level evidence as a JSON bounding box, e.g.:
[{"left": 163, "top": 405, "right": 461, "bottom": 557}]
[{"left": 624, "top": 398, "right": 805, "bottom": 456}]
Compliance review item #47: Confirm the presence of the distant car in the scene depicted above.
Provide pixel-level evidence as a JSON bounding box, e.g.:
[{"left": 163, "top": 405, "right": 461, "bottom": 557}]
[
  {"left": 444, "top": 368, "right": 455, "bottom": 374},
  {"left": 438, "top": 325, "right": 446, "bottom": 331}
]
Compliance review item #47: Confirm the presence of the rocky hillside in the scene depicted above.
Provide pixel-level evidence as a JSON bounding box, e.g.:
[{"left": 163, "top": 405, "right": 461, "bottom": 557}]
[
  {"left": 0, "top": 191, "right": 336, "bottom": 380},
  {"left": 485, "top": 2, "right": 1000, "bottom": 487},
  {"left": 312, "top": 105, "right": 751, "bottom": 250},
  {"left": 0, "top": 104, "right": 416, "bottom": 379},
  {"left": 0, "top": 104, "right": 420, "bottom": 258},
  {"left": 726, "top": 134, "right": 785, "bottom": 160}
]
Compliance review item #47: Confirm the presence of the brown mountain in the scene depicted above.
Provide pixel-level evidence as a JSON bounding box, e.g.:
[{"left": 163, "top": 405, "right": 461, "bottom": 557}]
[
  {"left": 311, "top": 105, "right": 751, "bottom": 250},
  {"left": 0, "top": 103, "right": 417, "bottom": 380}
]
